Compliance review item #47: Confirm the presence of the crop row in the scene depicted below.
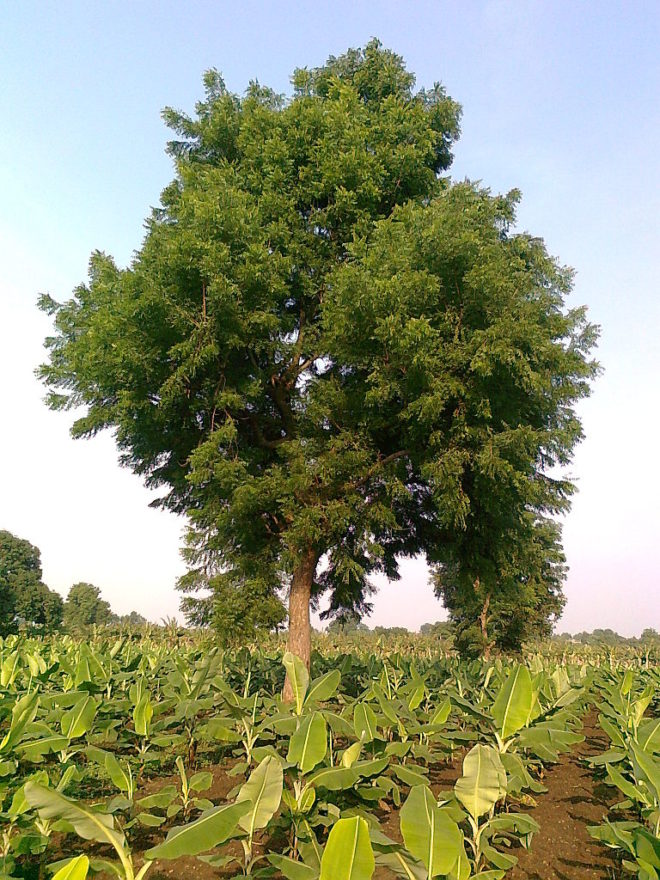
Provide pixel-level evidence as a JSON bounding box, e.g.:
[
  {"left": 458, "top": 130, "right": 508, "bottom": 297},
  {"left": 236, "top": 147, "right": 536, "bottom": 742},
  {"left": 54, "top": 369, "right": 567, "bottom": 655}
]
[
  {"left": 587, "top": 668, "right": 660, "bottom": 879},
  {"left": 1, "top": 634, "right": 655, "bottom": 879}
]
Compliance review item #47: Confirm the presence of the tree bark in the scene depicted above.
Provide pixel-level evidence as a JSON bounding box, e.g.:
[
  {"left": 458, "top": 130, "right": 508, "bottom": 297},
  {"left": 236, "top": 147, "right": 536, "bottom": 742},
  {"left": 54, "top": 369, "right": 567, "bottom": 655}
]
[
  {"left": 283, "top": 546, "right": 318, "bottom": 702},
  {"left": 478, "top": 586, "right": 492, "bottom": 660}
]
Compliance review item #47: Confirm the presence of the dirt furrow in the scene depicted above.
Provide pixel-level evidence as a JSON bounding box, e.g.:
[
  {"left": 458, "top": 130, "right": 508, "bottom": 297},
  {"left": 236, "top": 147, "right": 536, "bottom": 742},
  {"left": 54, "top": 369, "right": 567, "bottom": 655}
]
[{"left": 508, "top": 710, "right": 621, "bottom": 880}]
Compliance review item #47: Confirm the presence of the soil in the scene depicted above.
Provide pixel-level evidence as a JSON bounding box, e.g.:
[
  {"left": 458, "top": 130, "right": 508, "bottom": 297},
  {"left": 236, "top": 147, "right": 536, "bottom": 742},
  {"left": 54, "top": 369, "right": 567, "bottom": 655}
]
[{"left": 507, "top": 710, "right": 622, "bottom": 880}]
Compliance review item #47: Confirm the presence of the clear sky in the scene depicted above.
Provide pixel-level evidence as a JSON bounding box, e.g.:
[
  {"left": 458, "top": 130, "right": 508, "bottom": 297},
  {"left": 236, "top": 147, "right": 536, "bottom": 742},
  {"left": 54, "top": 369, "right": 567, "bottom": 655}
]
[{"left": 1, "top": 1, "right": 658, "bottom": 634}]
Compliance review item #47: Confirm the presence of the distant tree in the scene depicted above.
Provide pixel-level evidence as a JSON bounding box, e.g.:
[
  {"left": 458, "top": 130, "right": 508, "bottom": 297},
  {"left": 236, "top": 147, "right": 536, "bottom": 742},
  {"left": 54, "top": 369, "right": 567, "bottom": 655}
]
[
  {"left": 640, "top": 628, "right": 659, "bottom": 643},
  {"left": 119, "top": 610, "right": 149, "bottom": 627},
  {"left": 0, "top": 530, "right": 63, "bottom": 634},
  {"left": 212, "top": 576, "right": 287, "bottom": 645},
  {"left": 177, "top": 564, "right": 286, "bottom": 642},
  {"left": 63, "top": 583, "right": 114, "bottom": 631},
  {"left": 326, "top": 611, "right": 370, "bottom": 635},
  {"left": 420, "top": 620, "right": 454, "bottom": 639},
  {"left": 573, "top": 628, "right": 628, "bottom": 646},
  {"left": 372, "top": 625, "right": 409, "bottom": 637},
  {"left": 433, "top": 517, "right": 567, "bottom": 657}
]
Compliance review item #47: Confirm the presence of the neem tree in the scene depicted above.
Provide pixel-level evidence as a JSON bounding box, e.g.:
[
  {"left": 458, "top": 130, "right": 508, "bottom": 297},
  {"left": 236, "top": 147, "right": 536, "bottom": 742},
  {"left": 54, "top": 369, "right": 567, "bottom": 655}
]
[
  {"left": 0, "top": 531, "right": 64, "bottom": 635},
  {"left": 38, "top": 42, "right": 597, "bottom": 681}
]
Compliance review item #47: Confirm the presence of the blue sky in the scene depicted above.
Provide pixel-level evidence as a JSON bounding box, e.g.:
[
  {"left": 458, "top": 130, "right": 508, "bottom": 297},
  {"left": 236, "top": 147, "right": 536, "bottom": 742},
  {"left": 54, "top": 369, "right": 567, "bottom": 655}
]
[{"left": 1, "top": 1, "right": 658, "bottom": 633}]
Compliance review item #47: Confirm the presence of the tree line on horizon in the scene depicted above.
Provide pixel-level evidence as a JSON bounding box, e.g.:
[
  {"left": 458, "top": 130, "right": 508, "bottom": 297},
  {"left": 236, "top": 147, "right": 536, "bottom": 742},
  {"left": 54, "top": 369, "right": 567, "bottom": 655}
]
[
  {"left": 324, "top": 615, "right": 659, "bottom": 647},
  {"left": 0, "top": 529, "right": 146, "bottom": 636},
  {"left": 4, "top": 528, "right": 655, "bottom": 650}
]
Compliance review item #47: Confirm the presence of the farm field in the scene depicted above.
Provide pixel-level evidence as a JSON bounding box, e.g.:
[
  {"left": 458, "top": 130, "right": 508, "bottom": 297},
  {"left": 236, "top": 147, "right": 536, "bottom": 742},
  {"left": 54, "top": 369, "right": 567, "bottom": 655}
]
[{"left": 1, "top": 633, "right": 658, "bottom": 880}]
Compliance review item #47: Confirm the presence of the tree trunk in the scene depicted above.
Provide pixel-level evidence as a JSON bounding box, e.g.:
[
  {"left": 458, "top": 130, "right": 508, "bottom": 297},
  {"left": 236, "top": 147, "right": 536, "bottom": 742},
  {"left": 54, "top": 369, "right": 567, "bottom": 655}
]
[
  {"left": 283, "top": 546, "right": 318, "bottom": 702},
  {"left": 478, "top": 586, "right": 492, "bottom": 660}
]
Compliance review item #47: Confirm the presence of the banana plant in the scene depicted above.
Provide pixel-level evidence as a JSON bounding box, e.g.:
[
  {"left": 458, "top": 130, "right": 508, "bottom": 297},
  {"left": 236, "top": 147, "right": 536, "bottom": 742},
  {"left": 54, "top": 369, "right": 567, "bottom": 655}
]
[
  {"left": 131, "top": 684, "right": 154, "bottom": 763},
  {"left": 196, "top": 754, "right": 284, "bottom": 876},
  {"left": 399, "top": 784, "right": 465, "bottom": 879},
  {"left": 51, "top": 855, "right": 90, "bottom": 880},
  {"left": 25, "top": 777, "right": 252, "bottom": 880},
  {"left": 588, "top": 821, "right": 660, "bottom": 880},
  {"left": 452, "top": 743, "right": 539, "bottom": 874},
  {"left": 24, "top": 781, "right": 153, "bottom": 880},
  {"left": 269, "top": 815, "right": 376, "bottom": 880},
  {"left": 0, "top": 692, "right": 40, "bottom": 757}
]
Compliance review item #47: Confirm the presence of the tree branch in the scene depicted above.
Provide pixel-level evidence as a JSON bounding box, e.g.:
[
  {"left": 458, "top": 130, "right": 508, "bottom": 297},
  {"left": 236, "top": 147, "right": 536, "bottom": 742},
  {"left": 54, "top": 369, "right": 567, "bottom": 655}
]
[{"left": 349, "top": 450, "right": 410, "bottom": 491}]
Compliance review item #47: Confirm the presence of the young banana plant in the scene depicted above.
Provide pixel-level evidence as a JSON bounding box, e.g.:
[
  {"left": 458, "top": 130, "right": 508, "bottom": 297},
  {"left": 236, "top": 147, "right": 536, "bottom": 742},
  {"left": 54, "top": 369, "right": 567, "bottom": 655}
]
[
  {"left": 453, "top": 743, "right": 539, "bottom": 875},
  {"left": 25, "top": 777, "right": 253, "bottom": 880},
  {"left": 196, "top": 755, "right": 284, "bottom": 876}
]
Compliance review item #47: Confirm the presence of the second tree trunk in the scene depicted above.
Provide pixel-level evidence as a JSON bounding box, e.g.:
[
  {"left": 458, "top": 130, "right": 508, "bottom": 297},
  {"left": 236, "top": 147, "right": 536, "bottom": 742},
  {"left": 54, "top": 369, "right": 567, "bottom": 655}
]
[{"left": 283, "top": 546, "right": 318, "bottom": 702}]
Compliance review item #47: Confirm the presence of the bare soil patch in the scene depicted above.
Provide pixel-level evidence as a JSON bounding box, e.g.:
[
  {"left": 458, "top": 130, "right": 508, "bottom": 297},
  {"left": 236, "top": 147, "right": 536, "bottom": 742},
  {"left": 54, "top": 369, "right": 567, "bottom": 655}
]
[{"left": 508, "top": 710, "right": 622, "bottom": 880}]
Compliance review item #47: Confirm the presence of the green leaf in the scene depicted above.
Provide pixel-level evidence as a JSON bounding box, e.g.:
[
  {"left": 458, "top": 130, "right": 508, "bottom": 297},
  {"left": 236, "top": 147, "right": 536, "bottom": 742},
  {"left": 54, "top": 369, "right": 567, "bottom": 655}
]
[
  {"left": 136, "top": 812, "right": 166, "bottom": 828},
  {"left": 137, "top": 786, "right": 178, "bottom": 810},
  {"left": 0, "top": 759, "right": 16, "bottom": 777},
  {"left": 400, "top": 785, "right": 463, "bottom": 877},
  {"left": 52, "top": 856, "right": 90, "bottom": 880},
  {"left": 24, "top": 782, "right": 126, "bottom": 853},
  {"left": 430, "top": 698, "right": 452, "bottom": 726},
  {"left": 632, "top": 688, "right": 655, "bottom": 728},
  {"left": 267, "top": 854, "right": 318, "bottom": 880},
  {"left": 320, "top": 816, "right": 375, "bottom": 880},
  {"left": 305, "top": 670, "right": 341, "bottom": 705},
  {"left": 374, "top": 851, "right": 427, "bottom": 879},
  {"left": 621, "top": 669, "right": 634, "bottom": 696},
  {"left": 606, "top": 765, "right": 649, "bottom": 805},
  {"left": 341, "top": 740, "right": 363, "bottom": 768},
  {"left": 288, "top": 713, "right": 327, "bottom": 773},
  {"left": 145, "top": 801, "right": 249, "bottom": 859},
  {"left": 353, "top": 703, "right": 378, "bottom": 743},
  {"left": 105, "top": 754, "right": 131, "bottom": 794},
  {"left": 61, "top": 696, "right": 97, "bottom": 740},
  {"left": 599, "top": 714, "right": 625, "bottom": 748},
  {"left": 491, "top": 665, "right": 534, "bottom": 740},
  {"left": 308, "top": 758, "right": 388, "bottom": 791},
  {"left": 392, "top": 764, "right": 429, "bottom": 788},
  {"left": 486, "top": 813, "right": 540, "bottom": 835},
  {"left": 454, "top": 744, "right": 507, "bottom": 820},
  {"left": 283, "top": 653, "right": 309, "bottom": 715},
  {"left": 16, "top": 734, "right": 70, "bottom": 761},
  {"left": 0, "top": 692, "right": 40, "bottom": 753},
  {"left": 236, "top": 755, "right": 283, "bottom": 835},
  {"left": 189, "top": 771, "right": 213, "bottom": 792},
  {"left": 630, "top": 742, "right": 660, "bottom": 802},
  {"left": 638, "top": 719, "right": 660, "bottom": 753},
  {"left": 133, "top": 694, "right": 153, "bottom": 737}
]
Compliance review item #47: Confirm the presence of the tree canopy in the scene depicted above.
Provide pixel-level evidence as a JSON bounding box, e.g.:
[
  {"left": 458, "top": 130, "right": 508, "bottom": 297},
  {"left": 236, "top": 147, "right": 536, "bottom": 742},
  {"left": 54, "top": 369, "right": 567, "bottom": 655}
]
[
  {"left": 63, "top": 583, "right": 114, "bottom": 631},
  {"left": 38, "top": 41, "right": 598, "bottom": 671},
  {"left": 0, "top": 530, "right": 63, "bottom": 634}
]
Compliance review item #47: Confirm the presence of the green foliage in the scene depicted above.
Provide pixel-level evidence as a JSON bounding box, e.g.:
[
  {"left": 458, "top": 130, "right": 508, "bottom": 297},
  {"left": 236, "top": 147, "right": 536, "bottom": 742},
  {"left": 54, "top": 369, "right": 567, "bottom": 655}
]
[
  {"left": 1, "top": 630, "right": 656, "bottom": 879},
  {"left": 39, "top": 41, "right": 462, "bottom": 634},
  {"left": 38, "top": 41, "right": 597, "bottom": 654},
  {"left": 63, "top": 583, "right": 114, "bottom": 631},
  {"left": 400, "top": 784, "right": 463, "bottom": 876},
  {"left": 326, "top": 612, "right": 370, "bottom": 635},
  {"left": 119, "top": 611, "right": 148, "bottom": 627},
  {"left": 0, "top": 530, "right": 63, "bottom": 635},
  {"left": 319, "top": 816, "right": 375, "bottom": 880},
  {"left": 436, "top": 512, "right": 569, "bottom": 658},
  {"left": 52, "top": 856, "right": 90, "bottom": 880},
  {"left": 145, "top": 801, "right": 249, "bottom": 859},
  {"left": 420, "top": 620, "right": 451, "bottom": 635}
]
